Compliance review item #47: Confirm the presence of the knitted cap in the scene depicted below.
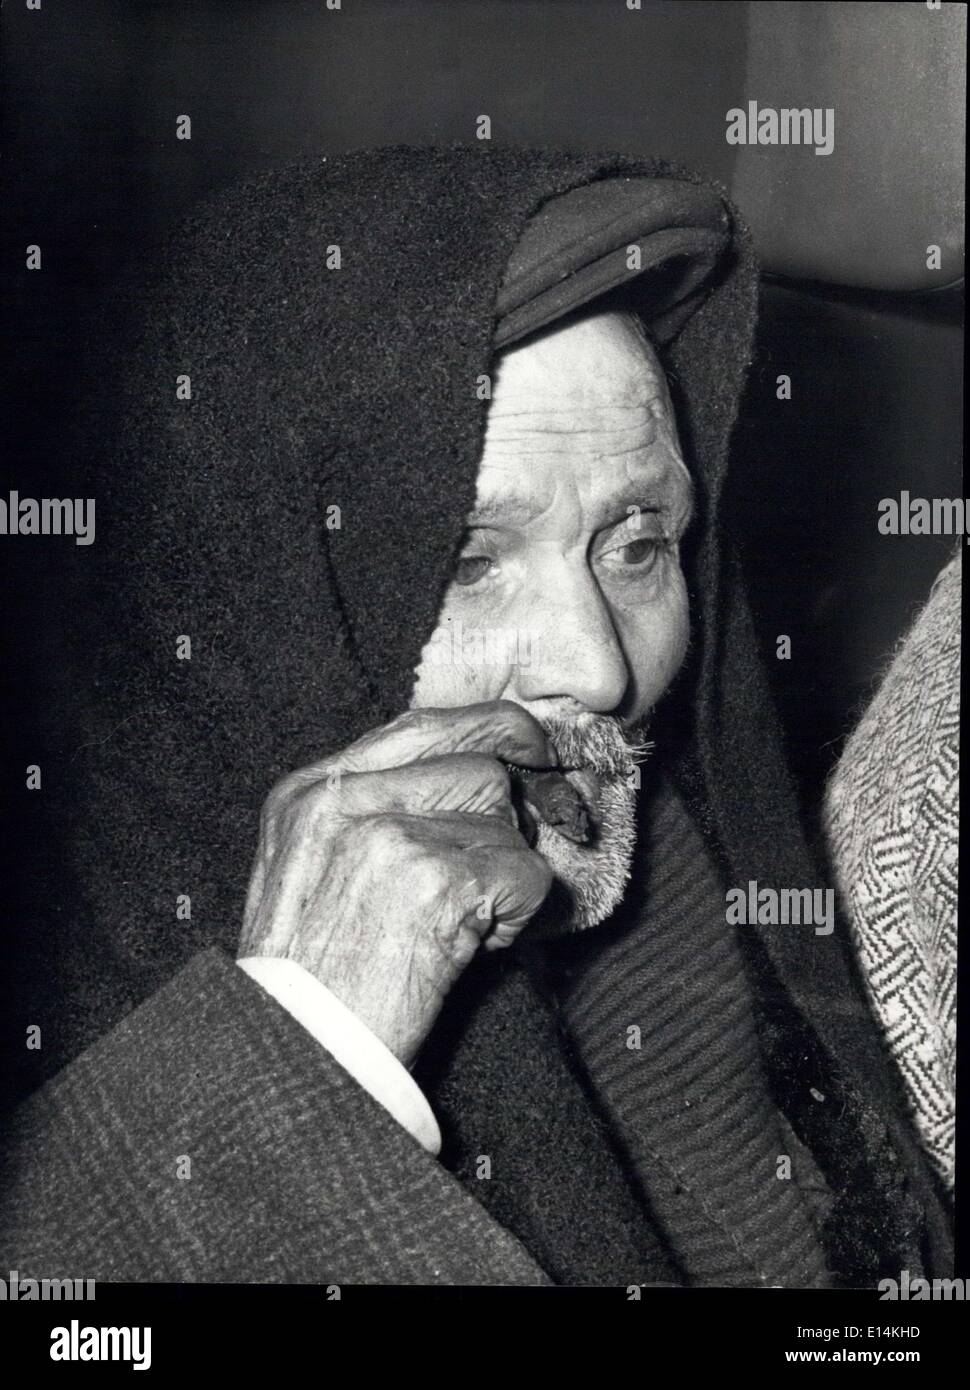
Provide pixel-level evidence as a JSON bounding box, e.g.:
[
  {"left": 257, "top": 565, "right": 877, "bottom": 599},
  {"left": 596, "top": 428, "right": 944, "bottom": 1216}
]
[{"left": 494, "top": 177, "right": 730, "bottom": 348}]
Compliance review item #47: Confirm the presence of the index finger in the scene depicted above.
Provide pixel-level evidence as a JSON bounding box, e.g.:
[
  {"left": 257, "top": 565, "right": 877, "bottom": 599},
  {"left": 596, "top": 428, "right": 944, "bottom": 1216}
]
[{"left": 306, "top": 701, "right": 559, "bottom": 779}]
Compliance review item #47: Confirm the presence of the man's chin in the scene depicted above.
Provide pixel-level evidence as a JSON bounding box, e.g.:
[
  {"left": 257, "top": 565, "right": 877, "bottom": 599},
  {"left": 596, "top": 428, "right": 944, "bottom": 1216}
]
[{"left": 526, "top": 772, "right": 638, "bottom": 935}]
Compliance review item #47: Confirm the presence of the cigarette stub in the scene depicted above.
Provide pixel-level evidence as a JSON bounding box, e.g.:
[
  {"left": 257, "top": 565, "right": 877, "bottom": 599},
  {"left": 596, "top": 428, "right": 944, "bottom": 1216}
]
[{"left": 505, "top": 764, "right": 591, "bottom": 844}]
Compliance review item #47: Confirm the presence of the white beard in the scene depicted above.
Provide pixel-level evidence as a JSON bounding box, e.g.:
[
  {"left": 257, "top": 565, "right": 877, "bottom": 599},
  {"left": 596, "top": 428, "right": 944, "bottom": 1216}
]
[{"left": 526, "top": 713, "right": 650, "bottom": 935}]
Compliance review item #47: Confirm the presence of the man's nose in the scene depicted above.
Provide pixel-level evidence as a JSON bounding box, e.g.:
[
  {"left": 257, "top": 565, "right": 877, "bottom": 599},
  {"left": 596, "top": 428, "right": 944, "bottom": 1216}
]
[{"left": 507, "top": 562, "right": 629, "bottom": 713}]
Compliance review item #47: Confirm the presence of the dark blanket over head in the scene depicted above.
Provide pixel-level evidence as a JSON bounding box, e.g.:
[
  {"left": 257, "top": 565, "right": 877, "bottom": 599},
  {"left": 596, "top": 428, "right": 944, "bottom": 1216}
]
[{"left": 17, "top": 145, "right": 951, "bottom": 1283}]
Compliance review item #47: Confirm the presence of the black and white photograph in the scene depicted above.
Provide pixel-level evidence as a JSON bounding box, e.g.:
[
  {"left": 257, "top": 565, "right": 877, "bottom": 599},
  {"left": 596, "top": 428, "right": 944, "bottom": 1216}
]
[{"left": 0, "top": 0, "right": 964, "bottom": 1368}]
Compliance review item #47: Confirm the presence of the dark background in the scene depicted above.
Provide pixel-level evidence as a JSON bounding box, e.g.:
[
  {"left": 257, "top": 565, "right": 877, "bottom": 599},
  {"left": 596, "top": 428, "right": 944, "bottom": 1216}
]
[{"left": 1, "top": 0, "right": 964, "bottom": 878}]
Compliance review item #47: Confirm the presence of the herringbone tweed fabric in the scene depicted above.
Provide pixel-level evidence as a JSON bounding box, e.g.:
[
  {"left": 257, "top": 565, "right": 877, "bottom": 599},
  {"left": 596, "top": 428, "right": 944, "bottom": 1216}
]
[{"left": 825, "top": 551, "right": 960, "bottom": 1192}]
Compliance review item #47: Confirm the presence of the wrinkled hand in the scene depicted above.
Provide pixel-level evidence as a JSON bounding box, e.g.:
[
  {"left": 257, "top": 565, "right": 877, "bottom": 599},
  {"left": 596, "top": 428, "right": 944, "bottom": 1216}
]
[{"left": 239, "top": 701, "right": 555, "bottom": 1066}]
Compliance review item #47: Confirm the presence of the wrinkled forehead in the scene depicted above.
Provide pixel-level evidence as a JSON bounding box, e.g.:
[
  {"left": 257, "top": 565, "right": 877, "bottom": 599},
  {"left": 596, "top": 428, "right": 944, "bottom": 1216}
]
[
  {"left": 489, "top": 308, "right": 670, "bottom": 408},
  {"left": 472, "top": 309, "right": 690, "bottom": 518}
]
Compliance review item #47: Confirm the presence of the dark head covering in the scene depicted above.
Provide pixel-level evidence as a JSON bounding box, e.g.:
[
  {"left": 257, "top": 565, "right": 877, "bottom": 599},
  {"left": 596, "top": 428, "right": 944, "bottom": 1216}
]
[
  {"left": 494, "top": 175, "right": 729, "bottom": 347},
  {"left": 19, "top": 146, "right": 950, "bottom": 1282}
]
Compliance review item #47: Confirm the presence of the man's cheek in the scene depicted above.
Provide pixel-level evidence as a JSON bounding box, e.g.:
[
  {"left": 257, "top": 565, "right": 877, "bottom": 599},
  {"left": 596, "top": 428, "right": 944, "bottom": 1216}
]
[
  {"left": 626, "top": 601, "right": 689, "bottom": 711},
  {"left": 656, "top": 570, "right": 690, "bottom": 666},
  {"left": 665, "top": 589, "right": 691, "bottom": 675},
  {"left": 661, "top": 591, "right": 691, "bottom": 684},
  {"left": 410, "top": 624, "right": 511, "bottom": 709}
]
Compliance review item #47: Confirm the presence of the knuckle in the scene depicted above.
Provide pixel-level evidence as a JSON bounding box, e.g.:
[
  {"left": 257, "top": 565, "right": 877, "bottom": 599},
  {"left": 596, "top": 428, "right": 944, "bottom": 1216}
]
[
  {"left": 406, "top": 849, "right": 455, "bottom": 906},
  {"left": 352, "top": 818, "right": 458, "bottom": 912},
  {"left": 267, "top": 778, "right": 342, "bottom": 845},
  {"left": 352, "top": 811, "right": 390, "bottom": 850},
  {"left": 261, "top": 772, "right": 298, "bottom": 828},
  {"left": 291, "top": 778, "right": 336, "bottom": 819},
  {"left": 483, "top": 816, "right": 521, "bottom": 846},
  {"left": 264, "top": 771, "right": 296, "bottom": 811},
  {"left": 353, "top": 811, "right": 410, "bottom": 857},
  {"left": 460, "top": 751, "right": 510, "bottom": 791},
  {"left": 493, "top": 698, "right": 531, "bottom": 726},
  {"left": 386, "top": 707, "right": 434, "bottom": 738}
]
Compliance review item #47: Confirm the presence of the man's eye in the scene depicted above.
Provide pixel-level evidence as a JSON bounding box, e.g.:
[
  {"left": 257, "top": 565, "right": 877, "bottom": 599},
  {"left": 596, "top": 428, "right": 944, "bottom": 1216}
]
[
  {"left": 616, "top": 538, "right": 659, "bottom": 566},
  {"left": 603, "top": 536, "right": 663, "bottom": 573},
  {"left": 453, "top": 554, "right": 494, "bottom": 586}
]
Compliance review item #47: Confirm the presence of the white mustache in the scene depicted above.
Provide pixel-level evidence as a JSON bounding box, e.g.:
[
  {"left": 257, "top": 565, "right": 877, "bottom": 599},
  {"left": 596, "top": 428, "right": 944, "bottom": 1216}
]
[{"left": 536, "top": 713, "right": 652, "bottom": 779}]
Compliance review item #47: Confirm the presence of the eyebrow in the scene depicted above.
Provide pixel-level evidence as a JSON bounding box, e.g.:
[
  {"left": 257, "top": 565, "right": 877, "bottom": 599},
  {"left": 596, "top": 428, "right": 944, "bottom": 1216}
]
[{"left": 466, "top": 473, "right": 695, "bottom": 533}]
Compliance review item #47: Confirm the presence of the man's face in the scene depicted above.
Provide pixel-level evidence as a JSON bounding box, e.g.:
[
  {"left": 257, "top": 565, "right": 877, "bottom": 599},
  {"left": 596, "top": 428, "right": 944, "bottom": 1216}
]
[{"left": 411, "top": 308, "right": 693, "bottom": 928}]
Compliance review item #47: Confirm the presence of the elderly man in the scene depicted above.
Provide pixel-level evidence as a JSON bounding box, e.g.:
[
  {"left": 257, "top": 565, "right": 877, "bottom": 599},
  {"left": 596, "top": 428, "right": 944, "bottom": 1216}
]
[{"left": 0, "top": 148, "right": 951, "bottom": 1286}]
